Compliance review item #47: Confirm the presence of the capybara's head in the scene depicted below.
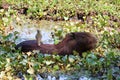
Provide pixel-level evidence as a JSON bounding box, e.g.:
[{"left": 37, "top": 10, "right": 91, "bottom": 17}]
[{"left": 56, "top": 32, "right": 97, "bottom": 55}]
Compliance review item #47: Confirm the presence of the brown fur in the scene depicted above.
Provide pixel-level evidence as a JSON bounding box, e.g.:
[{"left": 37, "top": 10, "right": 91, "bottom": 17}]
[{"left": 15, "top": 32, "right": 97, "bottom": 56}]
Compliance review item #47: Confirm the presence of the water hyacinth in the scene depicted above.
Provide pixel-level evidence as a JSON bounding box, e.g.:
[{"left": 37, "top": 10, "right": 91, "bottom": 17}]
[{"left": 0, "top": 0, "right": 120, "bottom": 79}]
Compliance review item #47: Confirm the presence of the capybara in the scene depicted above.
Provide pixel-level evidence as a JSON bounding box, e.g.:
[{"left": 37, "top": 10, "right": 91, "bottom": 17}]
[{"left": 15, "top": 32, "right": 97, "bottom": 56}]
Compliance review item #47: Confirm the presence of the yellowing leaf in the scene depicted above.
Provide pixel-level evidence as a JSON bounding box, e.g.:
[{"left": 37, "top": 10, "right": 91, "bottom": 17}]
[
  {"left": 66, "top": 64, "right": 70, "bottom": 68},
  {"left": 0, "top": 71, "right": 5, "bottom": 78},
  {"left": 68, "top": 55, "right": 75, "bottom": 63},
  {"left": 7, "top": 75, "right": 12, "bottom": 80},
  {"left": 28, "top": 62, "right": 34, "bottom": 67},
  {"left": 5, "top": 66, "right": 12, "bottom": 71},
  {"left": 44, "top": 60, "right": 54, "bottom": 65},
  {"left": 6, "top": 58, "right": 10, "bottom": 63},
  {"left": 26, "top": 52, "right": 32, "bottom": 56},
  {"left": 27, "top": 67, "right": 34, "bottom": 74}
]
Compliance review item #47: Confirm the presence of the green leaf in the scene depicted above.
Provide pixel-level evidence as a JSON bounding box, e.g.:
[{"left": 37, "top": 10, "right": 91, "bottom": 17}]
[
  {"left": 37, "top": 54, "right": 44, "bottom": 62},
  {"left": 62, "top": 55, "right": 68, "bottom": 63},
  {"left": 53, "top": 65, "right": 59, "bottom": 70},
  {"left": 33, "top": 63, "right": 40, "bottom": 70}
]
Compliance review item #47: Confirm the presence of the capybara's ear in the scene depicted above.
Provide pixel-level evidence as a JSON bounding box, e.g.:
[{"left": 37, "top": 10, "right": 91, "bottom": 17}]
[{"left": 69, "top": 32, "right": 76, "bottom": 39}]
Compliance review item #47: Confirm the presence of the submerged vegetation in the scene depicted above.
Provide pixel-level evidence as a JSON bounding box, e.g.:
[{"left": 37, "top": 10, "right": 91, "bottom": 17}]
[{"left": 0, "top": 0, "right": 120, "bottom": 80}]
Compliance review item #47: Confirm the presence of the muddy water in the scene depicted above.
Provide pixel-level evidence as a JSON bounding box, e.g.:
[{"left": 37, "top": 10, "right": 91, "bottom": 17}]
[{"left": 12, "top": 19, "right": 63, "bottom": 44}]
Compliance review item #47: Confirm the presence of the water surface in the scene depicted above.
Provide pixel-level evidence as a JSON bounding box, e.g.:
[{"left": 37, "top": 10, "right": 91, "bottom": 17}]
[{"left": 12, "top": 19, "right": 63, "bottom": 44}]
